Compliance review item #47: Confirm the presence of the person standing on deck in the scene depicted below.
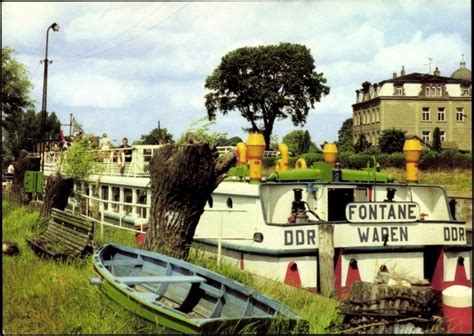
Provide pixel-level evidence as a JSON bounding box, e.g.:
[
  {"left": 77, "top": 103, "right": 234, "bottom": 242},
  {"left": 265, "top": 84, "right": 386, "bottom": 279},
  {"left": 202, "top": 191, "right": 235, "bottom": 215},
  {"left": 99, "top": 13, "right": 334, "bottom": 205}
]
[
  {"left": 118, "top": 137, "right": 132, "bottom": 174},
  {"left": 100, "top": 133, "right": 113, "bottom": 162}
]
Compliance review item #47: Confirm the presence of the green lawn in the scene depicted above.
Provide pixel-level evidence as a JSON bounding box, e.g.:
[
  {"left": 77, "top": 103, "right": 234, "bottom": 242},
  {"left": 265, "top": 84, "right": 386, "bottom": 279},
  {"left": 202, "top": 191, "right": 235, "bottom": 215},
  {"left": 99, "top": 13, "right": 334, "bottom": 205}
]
[{"left": 2, "top": 199, "right": 342, "bottom": 334}]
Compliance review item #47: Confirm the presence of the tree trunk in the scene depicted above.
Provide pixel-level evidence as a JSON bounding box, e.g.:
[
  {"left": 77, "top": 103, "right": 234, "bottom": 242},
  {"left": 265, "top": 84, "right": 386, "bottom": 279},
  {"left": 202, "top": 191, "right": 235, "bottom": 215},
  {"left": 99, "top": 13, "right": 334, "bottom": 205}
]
[
  {"left": 9, "top": 150, "right": 41, "bottom": 205},
  {"left": 143, "top": 135, "right": 236, "bottom": 259},
  {"left": 41, "top": 172, "right": 74, "bottom": 217}
]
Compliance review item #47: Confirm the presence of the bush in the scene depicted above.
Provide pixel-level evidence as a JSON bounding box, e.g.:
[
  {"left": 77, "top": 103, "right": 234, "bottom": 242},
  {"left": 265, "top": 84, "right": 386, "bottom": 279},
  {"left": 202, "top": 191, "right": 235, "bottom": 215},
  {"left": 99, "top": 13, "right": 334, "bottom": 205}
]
[
  {"left": 420, "top": 150, "right": 472, "bottom": 170},
  {"left": 376, "top": 153, "right": 405, "bottom": 169},
  {"left": 262, "top": 157, "right": 277, "bottom": 169}
]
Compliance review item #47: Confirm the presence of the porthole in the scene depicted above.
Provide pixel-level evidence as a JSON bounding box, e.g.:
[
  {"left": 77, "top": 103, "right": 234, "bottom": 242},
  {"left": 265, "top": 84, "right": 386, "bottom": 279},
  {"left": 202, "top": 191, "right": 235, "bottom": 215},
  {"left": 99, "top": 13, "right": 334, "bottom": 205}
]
[
  {"left": 207, "top": 196, "right": 213, "bottom": 208},
  {"left": 226, "top": 197, "right": 233, "bottom": 209}
]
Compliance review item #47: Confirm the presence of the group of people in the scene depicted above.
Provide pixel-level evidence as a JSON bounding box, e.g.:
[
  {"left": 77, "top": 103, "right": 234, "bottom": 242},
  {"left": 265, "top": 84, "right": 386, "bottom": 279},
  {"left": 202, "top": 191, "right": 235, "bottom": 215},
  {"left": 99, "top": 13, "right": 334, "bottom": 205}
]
[{"left": 49, "top": 132, "right": 133, "bottom": 172}]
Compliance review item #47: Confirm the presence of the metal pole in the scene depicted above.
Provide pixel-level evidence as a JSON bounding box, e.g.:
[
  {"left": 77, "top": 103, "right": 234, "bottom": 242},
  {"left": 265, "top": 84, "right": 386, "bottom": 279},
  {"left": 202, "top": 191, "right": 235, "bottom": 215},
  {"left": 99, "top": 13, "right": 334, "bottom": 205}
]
[
  {"left": 217, "top": 212, "right": 223, "bottom": 268},
  {"left": 40, "top": 23, "right": 59, "bottom": 172}
]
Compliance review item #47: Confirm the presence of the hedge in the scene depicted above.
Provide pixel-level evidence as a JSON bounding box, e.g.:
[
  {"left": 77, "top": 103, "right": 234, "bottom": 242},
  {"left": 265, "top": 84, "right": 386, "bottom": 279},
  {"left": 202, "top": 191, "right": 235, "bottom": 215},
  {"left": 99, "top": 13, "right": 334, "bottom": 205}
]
[{"left": 260, "top": 149, "right": 471, "bottom": 171}]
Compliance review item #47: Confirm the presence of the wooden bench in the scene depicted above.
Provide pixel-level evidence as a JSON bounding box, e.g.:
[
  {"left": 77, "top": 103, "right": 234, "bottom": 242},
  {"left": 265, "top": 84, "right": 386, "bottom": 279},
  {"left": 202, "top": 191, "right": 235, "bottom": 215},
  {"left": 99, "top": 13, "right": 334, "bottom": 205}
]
[{"left": 26, "top": 208, "right": 94, "bottom": 259}]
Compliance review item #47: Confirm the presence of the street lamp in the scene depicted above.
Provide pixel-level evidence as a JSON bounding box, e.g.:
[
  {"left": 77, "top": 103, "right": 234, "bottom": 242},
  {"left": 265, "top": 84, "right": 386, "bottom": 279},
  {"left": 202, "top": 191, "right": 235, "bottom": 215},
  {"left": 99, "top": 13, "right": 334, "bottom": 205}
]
[{"left": 40, "top": 22, "right": 60, "bottom": 171}]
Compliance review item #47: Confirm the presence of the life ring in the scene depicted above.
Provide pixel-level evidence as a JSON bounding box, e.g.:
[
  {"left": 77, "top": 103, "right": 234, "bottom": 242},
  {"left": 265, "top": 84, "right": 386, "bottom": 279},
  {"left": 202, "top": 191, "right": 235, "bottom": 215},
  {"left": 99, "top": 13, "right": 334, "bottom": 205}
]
[{"left": 295, "top": 158, "right": 307, "bottom": 169}]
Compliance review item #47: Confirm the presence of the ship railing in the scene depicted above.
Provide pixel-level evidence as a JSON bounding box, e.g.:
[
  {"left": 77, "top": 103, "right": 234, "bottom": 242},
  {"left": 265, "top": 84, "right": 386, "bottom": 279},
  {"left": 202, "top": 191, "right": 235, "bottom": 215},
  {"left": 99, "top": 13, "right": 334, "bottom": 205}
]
[
  {"left": 42, "top": 145, "right": 162, "bottom": 178},
  {"left": 73, "top": 193, "right": 149, "bottom": 238},
  {"left": 216, "top": 146, "right": 281, "bottom": 158}
]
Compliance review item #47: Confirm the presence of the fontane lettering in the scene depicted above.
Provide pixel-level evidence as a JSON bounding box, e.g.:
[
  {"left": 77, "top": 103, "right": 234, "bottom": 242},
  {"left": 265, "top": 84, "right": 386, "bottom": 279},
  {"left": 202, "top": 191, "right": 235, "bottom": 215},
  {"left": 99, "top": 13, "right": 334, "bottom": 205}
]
[
  {"left": 369, "top": 205, "right": 377, "bottom": 220},
  {"left": 346, "top": 202, "right": 419, "bottom": 223},
  {"left": 358, "top": 226, "right": 409, "bottom": 243}
]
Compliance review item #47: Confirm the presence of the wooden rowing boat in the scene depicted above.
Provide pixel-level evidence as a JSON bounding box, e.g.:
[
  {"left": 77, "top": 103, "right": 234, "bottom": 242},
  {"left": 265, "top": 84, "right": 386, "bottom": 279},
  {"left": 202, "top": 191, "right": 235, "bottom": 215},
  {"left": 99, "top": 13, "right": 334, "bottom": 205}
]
[{"left": 91, "top": 243, "right": 308, "bottom": 333}]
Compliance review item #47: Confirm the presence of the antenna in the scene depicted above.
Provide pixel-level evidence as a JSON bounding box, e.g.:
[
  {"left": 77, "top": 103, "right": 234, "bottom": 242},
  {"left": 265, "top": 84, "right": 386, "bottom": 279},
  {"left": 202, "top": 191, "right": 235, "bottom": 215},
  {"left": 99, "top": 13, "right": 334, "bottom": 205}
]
[{"left": 424, "top": 57, "right": 433, "bottom": 74}]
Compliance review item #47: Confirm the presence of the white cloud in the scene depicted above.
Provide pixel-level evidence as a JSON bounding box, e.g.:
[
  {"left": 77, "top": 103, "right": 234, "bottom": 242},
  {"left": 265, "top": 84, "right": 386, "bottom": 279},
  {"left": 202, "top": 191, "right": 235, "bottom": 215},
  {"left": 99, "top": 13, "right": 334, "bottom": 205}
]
[
  {"left": 374, "top": 31, "right": 470, "bottom": 75},
  {"left": 49, "top": 71, "right": 147, "bottom": 109},
  {"left": 2, "top": 1, "right": 471, "bottom": 145}
]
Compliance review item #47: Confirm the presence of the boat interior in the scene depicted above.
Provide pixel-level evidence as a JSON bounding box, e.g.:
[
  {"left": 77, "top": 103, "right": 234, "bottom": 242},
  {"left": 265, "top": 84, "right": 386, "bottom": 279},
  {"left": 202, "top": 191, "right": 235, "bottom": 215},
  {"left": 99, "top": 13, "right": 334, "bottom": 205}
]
[{"left": 97, "top": 246, "right": 284, "bottom": 321}]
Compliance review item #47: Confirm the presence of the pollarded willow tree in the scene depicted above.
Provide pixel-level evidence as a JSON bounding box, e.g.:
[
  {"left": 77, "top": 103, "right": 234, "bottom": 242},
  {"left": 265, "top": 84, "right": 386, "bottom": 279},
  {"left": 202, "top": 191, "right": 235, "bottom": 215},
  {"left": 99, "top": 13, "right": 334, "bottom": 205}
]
[
  {"left": 204, "top": 42, "right": 330, "bottom": 149},
  {"left": 143, "top": 133, "right": 235, "bottom": 259}
]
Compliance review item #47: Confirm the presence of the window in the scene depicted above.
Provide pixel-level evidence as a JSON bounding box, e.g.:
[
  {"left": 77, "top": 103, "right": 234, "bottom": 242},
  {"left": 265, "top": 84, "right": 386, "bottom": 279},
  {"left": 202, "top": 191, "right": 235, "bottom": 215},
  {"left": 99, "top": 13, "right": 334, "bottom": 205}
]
[
  {"left": 422, "top": 107, "right": 430, "bottom": 121},
  {"left": 422, "top": 131, "right": 430, "bottom": 143},
  {"left": 437, "top": 107, "right": 445, "bottom": 121},
  {"left": 376, "top": 108, "right": 380, "bottom": 122},
  {"left": 456, "top": 108, "right": 465, "bottom": 122},
  {"left": 395, "top": 87, "right": 403, "bottom": 95},
  {"left": 226, "top": 197, "right": 233, "bottom": 208},
  {"left": 425, "top": 85, "right": 443, "bottom": 97},
  {"left": 440, "top": 131, "right": 446, "bottom": 142}
]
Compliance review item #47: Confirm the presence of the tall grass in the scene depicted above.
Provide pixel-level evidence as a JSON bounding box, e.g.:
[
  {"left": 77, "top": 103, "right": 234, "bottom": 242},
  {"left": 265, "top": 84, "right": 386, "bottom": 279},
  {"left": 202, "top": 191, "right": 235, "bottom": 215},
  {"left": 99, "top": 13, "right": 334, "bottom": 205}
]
[
  {"left": 384, "top": 168, "right": 472, "bottom": 196},
  {"left": 3, "top": 199, "right": 342, "bottom": 334},
  {"left": 2, "top": 200, "right": 161, "bottom": 334}
]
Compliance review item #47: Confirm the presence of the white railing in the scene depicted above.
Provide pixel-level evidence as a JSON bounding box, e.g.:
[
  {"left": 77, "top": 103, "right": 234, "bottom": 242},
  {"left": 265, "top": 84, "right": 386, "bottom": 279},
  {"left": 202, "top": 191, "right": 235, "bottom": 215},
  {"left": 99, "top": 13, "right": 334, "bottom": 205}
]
[
  {"left": 43, "top": 146, "right": 159, "bottom": 178},
  {"left": 71, "top": 192, "right": 252, "bottom": 262},
  {"left": 216, "top": 146, "right": 280, "bottom": 158}
]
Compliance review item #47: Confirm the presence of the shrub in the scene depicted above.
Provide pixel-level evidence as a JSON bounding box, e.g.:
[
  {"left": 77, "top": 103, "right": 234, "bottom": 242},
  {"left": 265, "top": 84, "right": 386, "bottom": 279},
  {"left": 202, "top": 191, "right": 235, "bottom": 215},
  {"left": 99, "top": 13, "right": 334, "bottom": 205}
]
[
  {"left": 376, "top": 153, "right": 405, "bottom": 169},
  {"left": 262, "top": 157, "right": 277, "bottom": 169}
]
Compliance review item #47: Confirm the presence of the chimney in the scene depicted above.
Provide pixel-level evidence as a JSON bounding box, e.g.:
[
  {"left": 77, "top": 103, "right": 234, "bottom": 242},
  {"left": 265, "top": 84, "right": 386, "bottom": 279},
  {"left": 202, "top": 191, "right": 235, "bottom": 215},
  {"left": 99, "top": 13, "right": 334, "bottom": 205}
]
[
  {"left": 400, "top": 65, "right": 406, "bottom": 76},
  {"left": 393, "top": 72, "right": 397, "bottom": 79},
  {"left": 434, "top": 67, "right": 441, "bottom": 76}
]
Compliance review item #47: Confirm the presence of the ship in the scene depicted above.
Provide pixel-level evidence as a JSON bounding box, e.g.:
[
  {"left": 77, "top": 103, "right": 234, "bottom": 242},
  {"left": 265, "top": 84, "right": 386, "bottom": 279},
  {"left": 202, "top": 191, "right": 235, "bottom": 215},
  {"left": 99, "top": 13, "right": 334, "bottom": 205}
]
[{"left": 42, "top": 134, "right": 471, "bottom": 295}]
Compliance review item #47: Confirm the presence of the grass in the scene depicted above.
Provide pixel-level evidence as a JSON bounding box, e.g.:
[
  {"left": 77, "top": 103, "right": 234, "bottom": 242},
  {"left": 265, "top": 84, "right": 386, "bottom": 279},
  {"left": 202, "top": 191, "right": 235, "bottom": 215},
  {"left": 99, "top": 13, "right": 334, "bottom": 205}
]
[
  {"left": 3, "top": 199, "right": 342, "bottom": 334},
  {"left": 384, "top": 168, "right": 472, "bottom": 196}
]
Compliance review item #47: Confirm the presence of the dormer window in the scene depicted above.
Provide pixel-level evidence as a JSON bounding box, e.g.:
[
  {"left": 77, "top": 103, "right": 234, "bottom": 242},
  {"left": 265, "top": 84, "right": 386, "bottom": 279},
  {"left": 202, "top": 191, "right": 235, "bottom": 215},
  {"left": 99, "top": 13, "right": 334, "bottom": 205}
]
[
  {"left": 424, "top": 84, "right": 444, "bottom": 97},
  {"left": 394, "top": 84, "right": 404, "bottom": 96},
  {"left": 461, "top": 85, "right": 471, "bottom": 96}
]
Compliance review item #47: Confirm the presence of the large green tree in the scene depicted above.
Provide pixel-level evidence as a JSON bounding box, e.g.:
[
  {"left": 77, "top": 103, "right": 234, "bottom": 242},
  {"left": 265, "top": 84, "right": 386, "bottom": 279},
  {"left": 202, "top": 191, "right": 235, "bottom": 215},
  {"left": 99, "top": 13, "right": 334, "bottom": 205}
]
[
  {"left": 138, "top": 127, "right": 174, "bottom": 145},
  {"left": 2, "top": 47, "right": 34, "bottom": 163},
  {"left": 2, "top": 47, "right": 61, "bottom": 163},
  {"left": 204, "top": 43, "right": 330, "bottom": 149},
  {"left": 337, "top": 118, "right": 353, "bottom": 152},
  {"left": 378, "top": 128, "right": 406, "bottom": 154},
  {"left": 282, "top": 129, "right": 317, "bottom": 155}
]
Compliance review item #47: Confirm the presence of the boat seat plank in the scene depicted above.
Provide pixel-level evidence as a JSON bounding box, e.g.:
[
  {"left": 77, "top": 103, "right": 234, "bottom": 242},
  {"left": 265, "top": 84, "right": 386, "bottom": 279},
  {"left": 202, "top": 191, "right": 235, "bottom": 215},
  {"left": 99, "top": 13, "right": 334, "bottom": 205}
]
[
  {"left": 103, "top": 259, "right": 145, "bottom": 267},
  {"left": 118, "top": 275, "right": 206, "bottom": 285},
  {"left": 200, "top": 282, "right": 225, "bottom": 299}
]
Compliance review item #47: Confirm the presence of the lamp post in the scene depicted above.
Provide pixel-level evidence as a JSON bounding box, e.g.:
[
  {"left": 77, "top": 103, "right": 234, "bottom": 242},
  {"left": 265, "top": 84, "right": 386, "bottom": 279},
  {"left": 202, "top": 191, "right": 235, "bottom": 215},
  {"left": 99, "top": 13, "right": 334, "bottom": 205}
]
[{"left": 40, "top": 22, "right": 60, "bottom": 172}]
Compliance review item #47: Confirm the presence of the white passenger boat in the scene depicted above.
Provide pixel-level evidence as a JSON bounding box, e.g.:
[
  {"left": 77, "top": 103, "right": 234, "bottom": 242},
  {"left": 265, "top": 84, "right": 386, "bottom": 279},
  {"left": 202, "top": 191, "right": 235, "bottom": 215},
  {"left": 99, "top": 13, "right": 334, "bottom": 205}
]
[{"left": 42, "top": 136, "right": 471, "bottom": 295}]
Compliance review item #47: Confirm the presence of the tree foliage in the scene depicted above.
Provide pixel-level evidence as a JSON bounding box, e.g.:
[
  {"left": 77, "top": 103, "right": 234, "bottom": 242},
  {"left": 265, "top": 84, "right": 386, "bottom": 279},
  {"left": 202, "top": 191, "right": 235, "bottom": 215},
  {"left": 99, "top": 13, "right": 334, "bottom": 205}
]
[
  {"left": 282, "top": 129, "right": 317, "bottom": 155},
  {"left": 432, "top": 127, "right": 442, "bottom": 152},
  {"left": 2, "top": 47, "right": 33, "bottom": 127},
  {"left": 378, "top": 128, "right": 406, "bottom": 154},
  {"left": 337, "top": 118, "right": 353, "bottom": 152},
  {"left": 139, "top": 127, "right": 174, "bottom": 145},
  {"left": 205, "top": 42, "right": 330, "bottom": 149},
  {"left": 354, "top": 134, "right": 371, "bottom": 153},
  {"left": 1, "top": 47, "right": 60, "bottom": 165},
  {"left": 61, "top": 142, "right": 96, "bottom": 180}
]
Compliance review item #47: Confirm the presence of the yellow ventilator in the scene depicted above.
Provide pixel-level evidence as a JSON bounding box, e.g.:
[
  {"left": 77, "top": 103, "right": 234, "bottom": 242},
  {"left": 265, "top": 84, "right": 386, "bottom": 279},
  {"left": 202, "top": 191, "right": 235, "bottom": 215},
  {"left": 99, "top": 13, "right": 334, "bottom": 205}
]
[
  {"left": 295, "top": 158, "right": 308, "bottom": 169},
  {"left": 246, "top": 133, "right": 266, "bottom": 183},
  {"left": 403, "top": 138, "right": 421, "bottom": 183},
  {"left": 278, "top": 143, "right": 289, "bottom": 171},
  {"left": 323, "top": 143, "right": 338, "bottom": 166},
  {"left": 236, "top": 142, "right": 247, "bottom": 165}
]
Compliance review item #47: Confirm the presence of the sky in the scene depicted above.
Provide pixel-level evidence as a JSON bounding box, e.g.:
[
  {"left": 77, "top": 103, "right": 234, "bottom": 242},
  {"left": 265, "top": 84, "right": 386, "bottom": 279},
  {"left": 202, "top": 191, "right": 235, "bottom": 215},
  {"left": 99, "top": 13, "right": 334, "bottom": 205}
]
[{"left": 2, "top": 1, "right": 471, "bottom": 147}]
